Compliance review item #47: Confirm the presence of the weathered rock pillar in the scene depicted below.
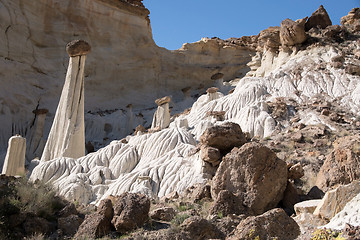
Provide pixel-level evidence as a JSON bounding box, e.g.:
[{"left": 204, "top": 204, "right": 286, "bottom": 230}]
[
  {"left": 151, "top": 96, "right": 171, "bottom": 130},
  {"left": 2, "top": 135, "right": 26, "bottom": 176},
  {"left": 41, "top": 40, "right": 90, "bottom": 162},
  {"left": 206, "top": 87, "right": 220, "bottom": 101}
]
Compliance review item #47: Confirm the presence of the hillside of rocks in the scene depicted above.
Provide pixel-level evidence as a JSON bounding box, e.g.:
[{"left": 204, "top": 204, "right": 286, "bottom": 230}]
[{"left": 1, "top": 1, "right": 360, "bottom": 239}]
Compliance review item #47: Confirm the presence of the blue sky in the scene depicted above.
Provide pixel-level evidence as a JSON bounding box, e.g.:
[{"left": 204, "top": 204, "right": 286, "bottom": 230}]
[{"left": 143, "top": 0, "right": 359, "bottom": 50}]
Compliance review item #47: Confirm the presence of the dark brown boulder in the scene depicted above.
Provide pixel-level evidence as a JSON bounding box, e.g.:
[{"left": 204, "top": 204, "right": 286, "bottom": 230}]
[
  {"left": 210, "top": 190, "right": 246, "bottom": 216},
  {"left": 58, "top": 214, "right": 83, "bottom": 236},
  {"left": 200, "top": 145, "right": 221, "bottom": 166},
  {"left": 111, "top": 192, "right": 150, "bottom": 233},
  {"left": 74, "top": 199, "right": 114, "bottom": 239},
  {"left": 227, "top": 208, "right": 300, "bottom": 240},
  {"left": 211, "top": 142, "right": 287, "bottom": 215},
  {"left": 23, "top": 216, "right": 53, "bottom": 236},
  {"left": 181, "top": 216, "right": 221, "bottom": 240},
  {"left": 305, "top": 5, "right": 332, "bottom": 31},
  {"left": 200, "top": 122, "right": 247, "bottom": 154}
]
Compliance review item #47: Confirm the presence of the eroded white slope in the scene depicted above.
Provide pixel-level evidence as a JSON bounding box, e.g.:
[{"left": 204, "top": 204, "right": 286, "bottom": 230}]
[
  {"left": 30, "top": 127, "right": 204, "bottom": 204},
  {"left": 181, "top": 45, "right": 360, "bottom": 140}
]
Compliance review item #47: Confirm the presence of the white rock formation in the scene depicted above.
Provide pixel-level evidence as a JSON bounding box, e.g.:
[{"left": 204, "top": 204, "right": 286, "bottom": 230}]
[
  {"left": 2, "top": 135, "right": 26, "bottom": 176},
  {"left": 151, "top": 96, "right": 171, "bottom": 130},
  {"left": 30, "top": 127, "right": 205, "bottom": 204},
  {"left": 41, "top": 40, "right": 90, "bottom": 162},
  {"left": 294, "top": 199, "right": 322, "bottom": 215}
]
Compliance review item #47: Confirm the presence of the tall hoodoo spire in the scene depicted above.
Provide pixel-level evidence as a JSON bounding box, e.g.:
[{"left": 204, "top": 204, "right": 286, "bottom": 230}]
[{"left": 41, "top": 40, "right": 91, "bottom": 162}]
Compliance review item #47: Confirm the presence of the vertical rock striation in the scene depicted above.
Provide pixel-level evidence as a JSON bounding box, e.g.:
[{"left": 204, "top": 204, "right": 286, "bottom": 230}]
[{"left": 41, "top": 40, "right": 90, "bottom": 162}]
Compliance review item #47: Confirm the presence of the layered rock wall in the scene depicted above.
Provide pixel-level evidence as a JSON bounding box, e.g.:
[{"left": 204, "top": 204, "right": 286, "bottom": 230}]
[{"left": 0, "top": 0, "right": 255, "bottom": 162}]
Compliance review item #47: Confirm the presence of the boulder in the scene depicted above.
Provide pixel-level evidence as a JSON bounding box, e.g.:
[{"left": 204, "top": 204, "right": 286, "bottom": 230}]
[
  {"left": 314, "top": 181, "right": 360, "bottom": 220},
  {"left": 111, "top": 192, "right": 150, "bottom": 233},
  {"left": 211, "top": 142, "right": 288, "bottom": 215},
  {"left": 74, "top": 199, "right": 114, "bottom": 239},
  {"left": 23, "top": 216, "right": 53, "bottom": 236},
  {"left": 316, "top": 135, "right": 360, "bottom": 191},
  {"left": 227, "top": 208, "right": 300, "bottom": 240},
  {"left": 258, "top": 26, "right": 281, "bottom": 50},
  {"left": 305, "top": 5, "right": 332, "bottom": 31},
  {"left": 150, "top": 207, "right": 176, "bottom": 222},
  {"left": 58, "top": 203, "right": 79, "bottom": 218},
  {"left": 200, "top": 122, "right": 247, "bottom": 154},
  {"left": 181, "top": 216, "right": 220, "bottom": 240},
  {"left": 294, "top": 199, "right": 322, "bottom": 215},
  {"left": 200, "top": 145, "right": 221, "bottom": 166},
  {"left": 280, "top": 18, "right": 307, "bottom": 46},
  {"left": 58, "top": 214, "right": 83, "bottom": 236},
  {"left": 192, "top": 184, "right": 212, "bottom": 202},
  {"left": 210, "top": 190, "right": 245, "bottom": 216}
]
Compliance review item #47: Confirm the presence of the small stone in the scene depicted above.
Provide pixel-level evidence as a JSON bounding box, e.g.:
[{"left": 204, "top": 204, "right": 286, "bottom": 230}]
[
  {"left": 66, "top": 40, "right": 91, "bottom": 57},
  {"left": 288, "top": 163, "right": 304, "bottom": 180},
  {"left": 200, "top": 146, "right": 221, "bottom": 165},
  {"left": 150, "top": 207, "right": 176, "bottom": 221},
  {"left": 294, "top": 200, "right": 322, "bottom": 215},
  {"left": 134, "top": 125, "right": 146, "bottom": 135},
  {"left": 321, "top": 109, "right": 330, "bottom": 116},
  {"left": 291, "top": 132, "right": 303, "bottom": 143}
]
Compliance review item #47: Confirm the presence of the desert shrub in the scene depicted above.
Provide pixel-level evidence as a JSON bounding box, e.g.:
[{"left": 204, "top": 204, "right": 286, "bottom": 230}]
[
  {"left": 171, "top": 214, "right": 190, "bottom": 226},
  {"left": 10, "top": 178, "right": 66, "bottom": 220}
]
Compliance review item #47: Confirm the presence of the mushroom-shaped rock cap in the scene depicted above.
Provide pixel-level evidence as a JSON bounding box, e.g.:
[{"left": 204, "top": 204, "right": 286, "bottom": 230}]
[
  {"left": 206, "top": 87, "right": 219, "bottom": 94},
  {"left": 211, "top": 73, "right": 224, "bottom": 80},
  {"left": 32, "top": 109, "right": 49, "bottom": 115},
  {"left": 155, "top": 96, "right": 171, "bottom": 106},
  {"left": 66, "top": 40, "right": 91, "bottom": 57}
]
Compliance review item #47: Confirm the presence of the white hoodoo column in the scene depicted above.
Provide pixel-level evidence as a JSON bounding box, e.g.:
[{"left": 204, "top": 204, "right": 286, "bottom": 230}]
[
  {"left": 151, "top": 96, "right": 171, "bottom": 130},
  {"left": 2, "top": 135, "right": 26, "bottom": 176},
  {"left": 41, "top": 40, "right": 91, "bottom": 162}
]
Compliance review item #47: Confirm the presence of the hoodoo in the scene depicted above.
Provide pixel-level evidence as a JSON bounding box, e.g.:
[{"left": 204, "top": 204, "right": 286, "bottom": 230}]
[
  {"left": 151, "top": 96, "right": 171, "bottom": 130},
  {"left": 40, "top": 40, "right": 90, "bottom": 162},
  {"left": 2, "top": 135, "right": 26, "bottom": 176}
]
